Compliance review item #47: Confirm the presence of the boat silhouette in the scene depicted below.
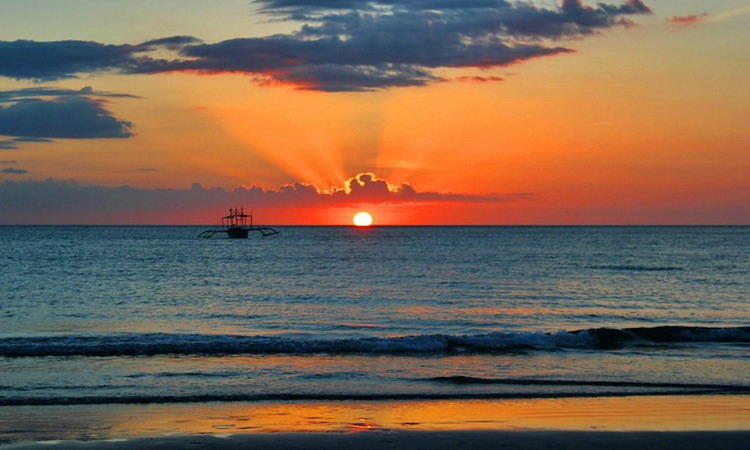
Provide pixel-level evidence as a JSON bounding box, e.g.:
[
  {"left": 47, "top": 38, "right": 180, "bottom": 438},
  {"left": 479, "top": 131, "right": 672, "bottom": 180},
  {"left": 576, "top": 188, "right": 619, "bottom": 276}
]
[{"left": 199, "top": 207, "right": 279, "bottom": 238}]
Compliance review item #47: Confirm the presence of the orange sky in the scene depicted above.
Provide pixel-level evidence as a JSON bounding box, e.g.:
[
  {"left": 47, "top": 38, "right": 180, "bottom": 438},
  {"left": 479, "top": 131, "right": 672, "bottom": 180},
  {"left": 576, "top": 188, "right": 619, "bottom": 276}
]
[{"left": 0, "top": 1, "right": 748, "bottom": 224}]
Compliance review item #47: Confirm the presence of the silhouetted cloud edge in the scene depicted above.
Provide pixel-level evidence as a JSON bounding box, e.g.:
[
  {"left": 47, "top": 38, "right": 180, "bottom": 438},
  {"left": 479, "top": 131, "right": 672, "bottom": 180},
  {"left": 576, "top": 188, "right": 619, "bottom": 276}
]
[{"left": 0, "top": 174, "right": 531, "bottom": 222}]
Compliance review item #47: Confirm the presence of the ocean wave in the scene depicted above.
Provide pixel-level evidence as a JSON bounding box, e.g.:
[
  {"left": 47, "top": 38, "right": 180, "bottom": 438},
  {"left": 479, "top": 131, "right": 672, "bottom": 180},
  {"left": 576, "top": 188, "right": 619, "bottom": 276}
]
[
  {"left": 124, "top": 371, "right": 247, "bottom": 379},
  {"left": 424, "top": 376, "right": 750, "bottom": 390},
  {"left": 2, "top": 388, "right": 748, "bottom": 407},
  {"left": 0, "top": 326, "right": 747, "bottom": 358}
]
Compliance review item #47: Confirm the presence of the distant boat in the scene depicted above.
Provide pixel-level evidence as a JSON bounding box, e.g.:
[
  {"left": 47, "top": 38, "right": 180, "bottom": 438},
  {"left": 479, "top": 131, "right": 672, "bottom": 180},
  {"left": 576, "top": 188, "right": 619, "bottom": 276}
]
[{"left": 199, "top": 207, "right": 279, "bottom": 239}]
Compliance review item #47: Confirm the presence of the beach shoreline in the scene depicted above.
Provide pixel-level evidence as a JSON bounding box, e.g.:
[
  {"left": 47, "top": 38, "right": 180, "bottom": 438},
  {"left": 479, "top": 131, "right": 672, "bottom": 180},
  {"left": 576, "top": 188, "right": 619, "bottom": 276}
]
[
  {"left": 1, "top": 395, "right": 748, "bottom": 446},
  {"left": 4, "top": 431, "right": 750, "bottom": 450}
]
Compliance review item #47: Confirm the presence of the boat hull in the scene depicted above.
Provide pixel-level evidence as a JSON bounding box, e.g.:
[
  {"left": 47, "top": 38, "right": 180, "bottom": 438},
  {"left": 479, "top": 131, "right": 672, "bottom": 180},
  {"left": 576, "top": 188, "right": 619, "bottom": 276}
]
[{"left": 226, "top": 228, "right": 249, "bottom": 239}]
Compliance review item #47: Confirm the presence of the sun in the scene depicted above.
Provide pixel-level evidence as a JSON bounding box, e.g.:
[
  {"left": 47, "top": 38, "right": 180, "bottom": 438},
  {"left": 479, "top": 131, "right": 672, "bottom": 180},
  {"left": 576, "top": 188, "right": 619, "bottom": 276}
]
[{"left": 352, "top": 211, "right": 373, "bottom": 227}]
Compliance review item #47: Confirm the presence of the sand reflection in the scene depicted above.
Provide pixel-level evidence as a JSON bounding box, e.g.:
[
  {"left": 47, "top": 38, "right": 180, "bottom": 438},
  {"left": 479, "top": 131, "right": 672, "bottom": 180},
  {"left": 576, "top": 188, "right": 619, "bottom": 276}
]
[{"left": 1, "top": 396, "right": 748, "bottom": 443}]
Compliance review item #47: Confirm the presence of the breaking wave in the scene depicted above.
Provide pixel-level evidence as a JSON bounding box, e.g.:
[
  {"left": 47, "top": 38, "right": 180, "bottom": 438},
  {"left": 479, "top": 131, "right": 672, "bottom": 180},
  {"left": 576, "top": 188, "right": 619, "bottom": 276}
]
[
  {"left": 0, "top": 326, "right": 747, "bottom": 358},
  {"left": 2, "top": 388, "right": 748, "bottom": 407},
  {"left": 424, "top": 376, "right": 750, "bottom": 390}
]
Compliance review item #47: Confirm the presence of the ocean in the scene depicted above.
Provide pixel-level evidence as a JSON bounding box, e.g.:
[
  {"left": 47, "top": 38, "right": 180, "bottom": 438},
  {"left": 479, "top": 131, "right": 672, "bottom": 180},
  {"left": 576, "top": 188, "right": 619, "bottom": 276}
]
[{"left": 1, "top": 226, "right": 748, "bottom": 412}]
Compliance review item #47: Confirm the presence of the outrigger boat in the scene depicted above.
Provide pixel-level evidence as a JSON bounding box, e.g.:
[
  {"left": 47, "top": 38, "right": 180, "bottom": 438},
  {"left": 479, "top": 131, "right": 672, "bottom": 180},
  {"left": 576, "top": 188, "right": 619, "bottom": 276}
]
[{"left": 199, "top": 207, "right": 279, "bottom": 239}]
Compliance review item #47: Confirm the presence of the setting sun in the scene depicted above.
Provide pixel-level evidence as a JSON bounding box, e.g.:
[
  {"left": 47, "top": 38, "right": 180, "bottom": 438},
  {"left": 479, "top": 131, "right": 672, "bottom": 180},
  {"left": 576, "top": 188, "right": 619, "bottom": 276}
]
[{"left": 353, "top": 211, "right": 373, "bottom": 227}]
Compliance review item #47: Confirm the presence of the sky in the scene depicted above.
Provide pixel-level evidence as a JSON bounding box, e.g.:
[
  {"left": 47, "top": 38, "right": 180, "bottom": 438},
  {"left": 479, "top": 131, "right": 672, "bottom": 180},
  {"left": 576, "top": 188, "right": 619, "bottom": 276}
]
[{"left": 0, "top": 0, "right": 748, "bottom": 224}]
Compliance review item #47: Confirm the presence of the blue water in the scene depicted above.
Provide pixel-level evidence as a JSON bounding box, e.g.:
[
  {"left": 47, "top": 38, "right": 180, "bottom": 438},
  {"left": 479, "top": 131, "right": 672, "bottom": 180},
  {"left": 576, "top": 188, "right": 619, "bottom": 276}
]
[{"left": 0, "top": 226, "right": 748, "bottom": 405}]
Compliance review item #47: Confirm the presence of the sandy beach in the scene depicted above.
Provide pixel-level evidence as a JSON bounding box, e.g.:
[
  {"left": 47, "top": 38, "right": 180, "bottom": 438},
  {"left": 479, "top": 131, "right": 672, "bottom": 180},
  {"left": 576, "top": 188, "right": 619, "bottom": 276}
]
[
  {"left": 4, "top": 430, "right": 750, "bottom": 450},
  {"left": 2, "top": 395, "right": 748, "bottom": 448}
]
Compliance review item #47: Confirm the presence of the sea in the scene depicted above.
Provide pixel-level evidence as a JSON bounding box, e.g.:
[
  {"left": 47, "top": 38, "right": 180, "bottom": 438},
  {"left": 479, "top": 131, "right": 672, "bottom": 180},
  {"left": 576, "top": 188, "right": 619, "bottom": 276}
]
[{"left": 1, "top": 226, "right": 748, "bottom": 412}]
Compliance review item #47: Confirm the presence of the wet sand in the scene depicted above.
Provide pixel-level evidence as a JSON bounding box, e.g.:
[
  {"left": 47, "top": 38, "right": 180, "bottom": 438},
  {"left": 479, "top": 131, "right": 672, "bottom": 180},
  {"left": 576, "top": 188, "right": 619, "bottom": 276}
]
[
  {"left": 1, "top": 395, "right": 748, "bottom": 448},
  {"left": 4, "top": 431, "right": 750, "bottom": 450}
]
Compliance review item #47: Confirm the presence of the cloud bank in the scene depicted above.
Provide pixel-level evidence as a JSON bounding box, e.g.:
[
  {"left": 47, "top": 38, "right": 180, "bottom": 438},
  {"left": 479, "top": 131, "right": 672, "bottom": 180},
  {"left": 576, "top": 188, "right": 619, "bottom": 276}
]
[
  {"left": 0, "top": 1, "right": 652, "bottom": 91},
  {"left": 0, "top": 137, "right": 52, "bottom": 150},
  {"left": 0, "top": 87, "right": 135, "bottom": 148},
  {"left": 0, "top": 97, "right": 133, "bottom": 139},
  {"left": 0, "top": 173, "right": 530, "bottom": 223},
  {"left": 0, "top": 37, "right": 200, "bottom": 81},
  {"left": 1, "top": 167, "right": 27, "bottom": 175}
]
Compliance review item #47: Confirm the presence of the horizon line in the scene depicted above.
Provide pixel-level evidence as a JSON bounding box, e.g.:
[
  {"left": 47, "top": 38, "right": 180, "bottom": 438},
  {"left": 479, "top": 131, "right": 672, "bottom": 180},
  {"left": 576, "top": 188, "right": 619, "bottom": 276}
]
[{"left": 1, "top": 224, "right": 748, "bottom": 227}]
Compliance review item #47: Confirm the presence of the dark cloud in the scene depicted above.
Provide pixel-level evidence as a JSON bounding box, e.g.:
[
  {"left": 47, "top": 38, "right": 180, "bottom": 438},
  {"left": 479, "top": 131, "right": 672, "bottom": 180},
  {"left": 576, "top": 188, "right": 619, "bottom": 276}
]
[
  {"left": 0, "top": 137, "right": 54, "bottom": 150},
  {"left": 172, "top": 33, "right": 567, "bottom": 72},
  {"left": 135, "top": 168, "right": 159, "bottom": 172},
  {"left": 138, "top": 36, "right": 203, "bottom": 50},
  {"left": 0, "top": 160, "right": 18, "bottom": 164},
  {"left": 0, "top": 87, "right": 136, "bottom": 147},
  {"left": 131, "top": 0, "right": 653, "bottom": 90},
  {"left": 7, "top": 137, "right": 53, "bottom": 143},
  {"left": 266, "top": 64, "right": 440, "bottom": 91},
  {"left": 667, "top": 13, "right": 708, "bottom": 26},
  {"left": 262, "top": 0, "right": 650, "bottom": 38},
  {"left": 597, "top": 0, "right": 651, "bottom": 14},
  {"left": 0, "top": 173, "right": 530, "bottom": 223},
  {"left": 0, "top": 86, "right": 140, "bottom": 102},
  {"left": 0, "top": 96, "right": 133, "bottom": 139},
  {"left": 0, "top": 1, "right": 651, "bottom": 91},
  {"left": 0, "top": 37, "right": 200, "bottom": 81},
  {"left": 454, "top": 75, "right": 504, "bottom": 83},
  {"left": 1, "top": 167, "right": 27, "bottom": 174}
]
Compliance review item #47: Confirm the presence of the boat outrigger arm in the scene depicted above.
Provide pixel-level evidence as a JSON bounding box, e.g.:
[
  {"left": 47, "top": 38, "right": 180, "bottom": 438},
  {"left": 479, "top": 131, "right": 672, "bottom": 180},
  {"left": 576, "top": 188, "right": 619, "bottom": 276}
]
[{"left": 199, "top": 208, "right": 279, "bottom": 239}]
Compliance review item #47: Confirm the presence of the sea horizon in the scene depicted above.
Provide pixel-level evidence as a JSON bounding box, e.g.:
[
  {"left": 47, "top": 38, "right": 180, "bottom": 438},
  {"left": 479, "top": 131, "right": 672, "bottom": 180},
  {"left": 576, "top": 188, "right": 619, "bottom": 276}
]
[{"left": 2, "top": 224, "right": 749, "bottom": 227}]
